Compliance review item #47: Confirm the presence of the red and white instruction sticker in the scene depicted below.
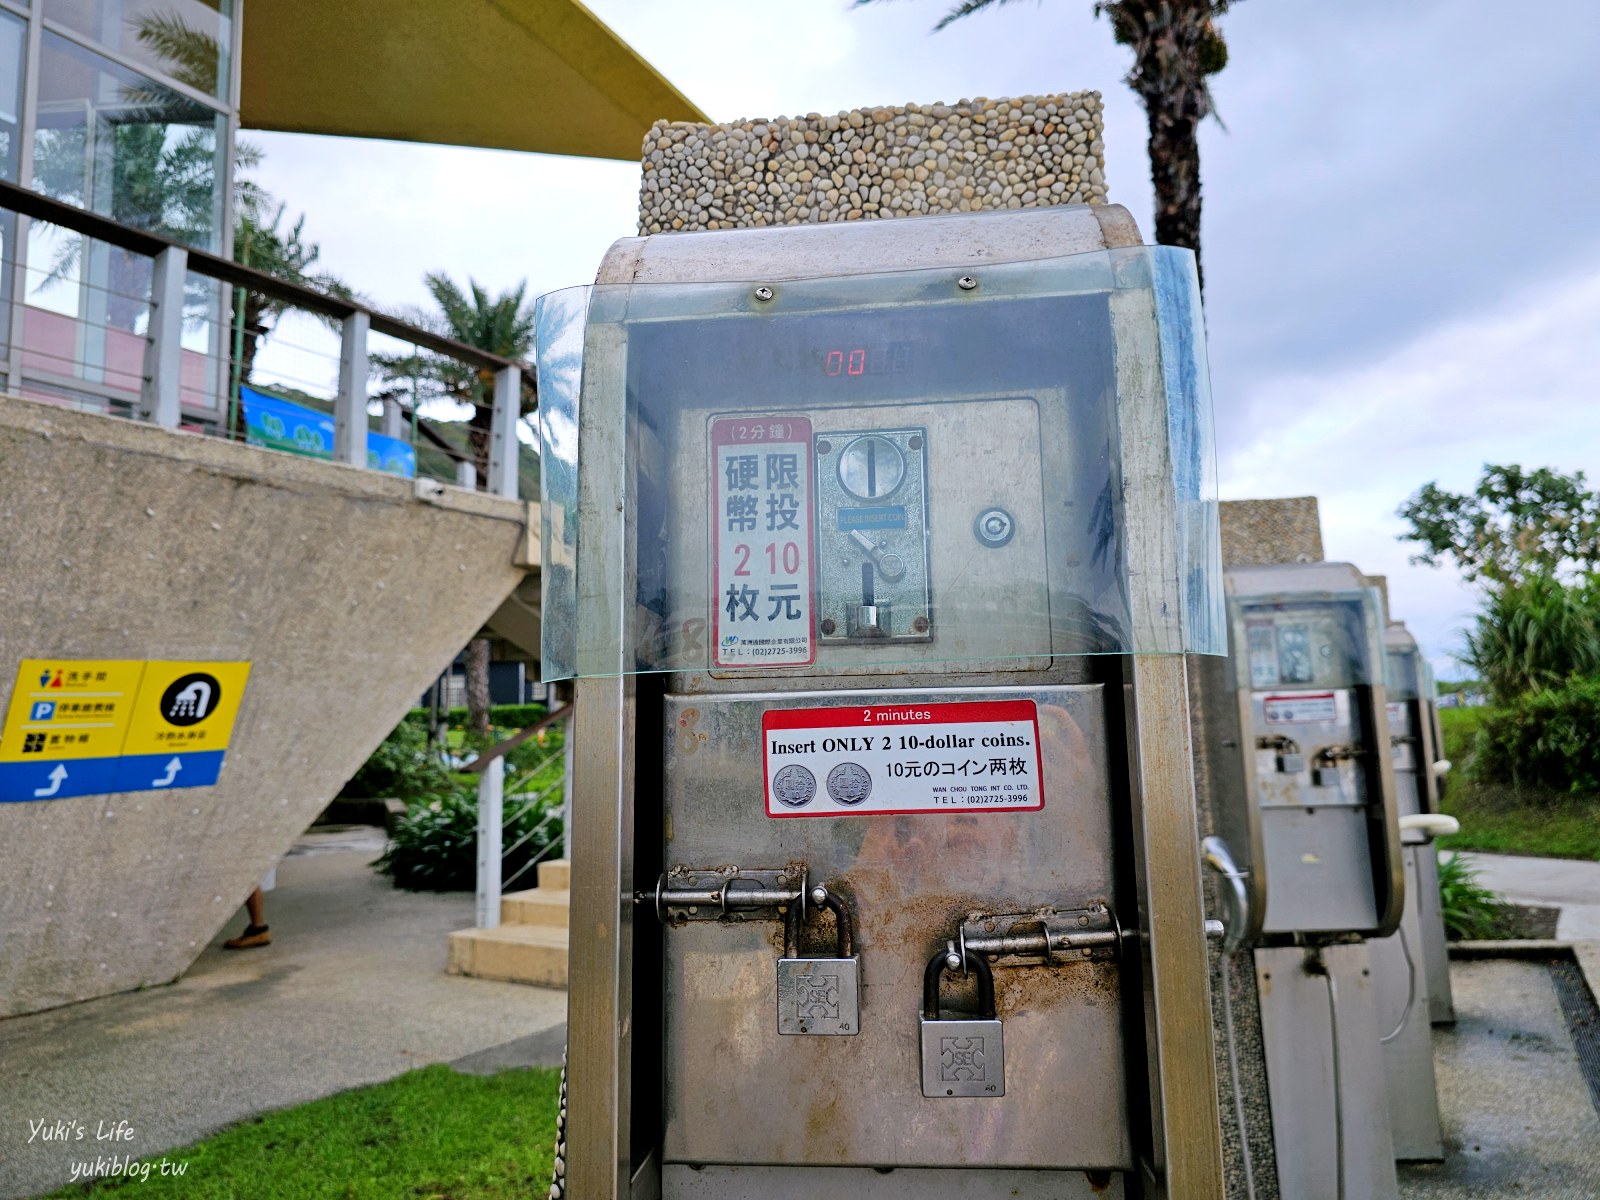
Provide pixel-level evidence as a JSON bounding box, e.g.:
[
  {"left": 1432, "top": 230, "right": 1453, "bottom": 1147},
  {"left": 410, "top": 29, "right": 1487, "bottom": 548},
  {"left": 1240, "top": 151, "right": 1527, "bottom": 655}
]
[
  {"left": 762, "top": 701, "right": 1044, "bottom": 817},
  {"left": 711, "top": 416, "right": 815, "bottom": 668},
  {"left": 1263, "top": 692, "right": 1338, "bottom": 725}
]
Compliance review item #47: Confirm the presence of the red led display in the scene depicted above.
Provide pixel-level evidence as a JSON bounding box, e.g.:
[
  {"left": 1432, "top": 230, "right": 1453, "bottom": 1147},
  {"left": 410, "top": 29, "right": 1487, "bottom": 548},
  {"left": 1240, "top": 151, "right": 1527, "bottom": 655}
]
[{"left": 823, "top": 349, "right": 868, "bottom": 377}]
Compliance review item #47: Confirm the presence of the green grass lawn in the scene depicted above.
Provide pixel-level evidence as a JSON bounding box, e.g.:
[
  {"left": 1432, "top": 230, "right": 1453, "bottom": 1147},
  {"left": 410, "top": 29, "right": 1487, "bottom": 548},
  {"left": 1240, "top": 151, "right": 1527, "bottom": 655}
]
[
  {"left": 45, "top": 1065, "right": 559, "bottom": 1199},
  {"left": 1435, "top": 706, "right": 1600, "bottom": 861},
  {"left": 1436, "top": 705, "right": 1491, "bottom": 766}
]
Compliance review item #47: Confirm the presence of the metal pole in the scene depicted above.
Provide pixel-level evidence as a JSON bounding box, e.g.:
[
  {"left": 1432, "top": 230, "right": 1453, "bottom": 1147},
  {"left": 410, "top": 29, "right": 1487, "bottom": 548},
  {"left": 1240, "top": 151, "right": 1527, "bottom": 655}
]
[
  {"left": 228, "top": 285, "right": 246, "bottom": 438},
  {"left": 410, "top": 356, "right": 420, "bottom": 444},
  {"left": 487, "top": 363, "right": 521, "bottom": 498},
  {"left": 334, "top": 309, "right": 370, "bottom": 466},
  {"left": 140, "top": 245, "right": 187, "bottom": 428},
  {"left": 476, "top": 755, "right": 504, "bottom": 929},
  {"left": 560, "top": 703, "right": 574, "bottom": 860}
]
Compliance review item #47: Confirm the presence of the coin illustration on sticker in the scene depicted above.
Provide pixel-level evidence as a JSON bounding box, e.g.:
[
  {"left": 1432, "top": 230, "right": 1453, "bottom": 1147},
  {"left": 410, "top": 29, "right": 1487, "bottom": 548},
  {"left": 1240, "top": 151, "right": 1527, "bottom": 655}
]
[
  {"left": 826, "top": 762, "right": 873, "bottom": 806},
  {"left": 772, "top": 764, "right": 817, "bottom": 808}
]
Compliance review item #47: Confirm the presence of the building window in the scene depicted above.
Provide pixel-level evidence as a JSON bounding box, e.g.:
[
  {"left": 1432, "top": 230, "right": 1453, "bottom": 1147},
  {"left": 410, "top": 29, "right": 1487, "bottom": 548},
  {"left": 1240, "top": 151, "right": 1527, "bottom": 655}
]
[
  {"left": 43, "top": 0, "right": 231, "bottom": 100},
  {"left": 0, "top": 9, "right": 23, "bottom": 181},
  {"left": 32, "top": 29, "right": 227, "bottom": 251}
]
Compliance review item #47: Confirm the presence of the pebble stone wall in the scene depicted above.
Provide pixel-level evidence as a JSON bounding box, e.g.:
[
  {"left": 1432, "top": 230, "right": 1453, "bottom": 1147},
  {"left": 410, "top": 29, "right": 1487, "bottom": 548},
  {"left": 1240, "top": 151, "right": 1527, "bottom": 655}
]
[
  {"left": 1219, "top": 497, "right": 1325, "bottom": 568},
  {"left": 638, "top": 92, "right": 1107, "bottom": 234}
]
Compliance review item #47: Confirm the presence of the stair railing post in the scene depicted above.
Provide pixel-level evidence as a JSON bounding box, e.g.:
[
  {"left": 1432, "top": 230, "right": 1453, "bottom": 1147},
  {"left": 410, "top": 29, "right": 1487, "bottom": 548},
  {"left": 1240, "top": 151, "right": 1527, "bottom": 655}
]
[
  {"left": 139, "top": 245, "right": 187, "bottom": 429},
  {"left": 476, "top": 756, "right": 504, "bottom": 929},
  {"left": 486, "top": 363, "right": 520, "bottom": 498},
  {"left": 334, "top": 309, "right": 369, "bottom": 466}
]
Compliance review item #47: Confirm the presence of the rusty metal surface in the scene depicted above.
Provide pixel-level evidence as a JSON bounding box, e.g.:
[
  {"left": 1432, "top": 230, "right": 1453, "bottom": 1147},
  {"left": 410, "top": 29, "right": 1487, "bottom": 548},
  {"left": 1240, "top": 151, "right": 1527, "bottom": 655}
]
[
  {"left": 660, "top": 685, "right": 1131, "bottom": 1170},
  {"left": 662, "top": 1164, "right": 1127, "bottom": 1198}
]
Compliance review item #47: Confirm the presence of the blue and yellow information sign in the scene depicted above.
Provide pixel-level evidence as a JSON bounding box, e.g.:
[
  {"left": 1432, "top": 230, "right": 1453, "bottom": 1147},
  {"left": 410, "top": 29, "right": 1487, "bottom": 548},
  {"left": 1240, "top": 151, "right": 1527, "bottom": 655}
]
[{"left": 0, "top": 659, "right": 251, "bottom": 802}]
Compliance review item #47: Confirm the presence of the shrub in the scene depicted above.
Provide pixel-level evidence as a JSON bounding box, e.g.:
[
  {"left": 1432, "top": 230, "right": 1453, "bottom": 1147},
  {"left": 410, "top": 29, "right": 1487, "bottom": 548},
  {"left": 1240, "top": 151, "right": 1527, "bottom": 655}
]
[
  {"left": 1465, "top": 574, "right": 1600, "bottom": 706},
  {"left": 375, "top": 788, "right": 481, "bottom": 890},
  {"left": 375, "top": 784, "right": 564, "bottom": 893},
  {"left": 506, "top": 720, "right": 566, "bottom": 780},
  {"left": 1436, "top": 852, "right": 1505, "bottom": 940},
  {"left": 338, "top": 719, "right": 456, "bottom": 800},
  {"left": 1473, "top": 677, "right": 1600, "bottom": 795}
]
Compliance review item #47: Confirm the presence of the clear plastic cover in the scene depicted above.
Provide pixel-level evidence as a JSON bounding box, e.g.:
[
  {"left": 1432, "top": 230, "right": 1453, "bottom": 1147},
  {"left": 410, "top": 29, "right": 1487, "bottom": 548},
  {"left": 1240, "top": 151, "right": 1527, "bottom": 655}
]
[
  {"left": 537, "top": 245, "right": 1223, "bottom": 680},
  {"left": 1384, "top": 647, "right": 1421, "bottom": 701},
  {"left": 533, "top": 285, "right": 589, "bottom": 683},
  {"left": 1232, "top": 594, "right": 1383, "bottom": 692}
]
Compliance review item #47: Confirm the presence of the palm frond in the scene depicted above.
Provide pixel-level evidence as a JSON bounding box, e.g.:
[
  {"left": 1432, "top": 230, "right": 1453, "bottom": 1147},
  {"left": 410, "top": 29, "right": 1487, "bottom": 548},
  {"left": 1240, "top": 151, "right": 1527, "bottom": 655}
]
[
  {"left": 133, "top": 11, "right": 222, "bottom": 95},
  {"left": 934, "top": 0, "right": 1015, "bottom": 32}
]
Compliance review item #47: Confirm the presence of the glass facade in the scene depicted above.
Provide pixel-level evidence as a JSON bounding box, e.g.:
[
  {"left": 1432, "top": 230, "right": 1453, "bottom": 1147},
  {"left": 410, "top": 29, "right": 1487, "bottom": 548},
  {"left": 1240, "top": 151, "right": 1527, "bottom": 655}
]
[
  {"left": 43, "top": 0, "right": 230, "bottom": 99},
  {"left": 0, "top": 0, "right": 239, "bottom": 417},
  {"left": 34, "top": 29, "right": 227, "bottom": 251}
]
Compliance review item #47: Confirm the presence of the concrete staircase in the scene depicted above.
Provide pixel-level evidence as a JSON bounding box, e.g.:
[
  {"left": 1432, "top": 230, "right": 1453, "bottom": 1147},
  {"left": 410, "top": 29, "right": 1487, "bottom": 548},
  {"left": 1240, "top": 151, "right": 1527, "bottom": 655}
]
[{"left": 447, "top": 859, "right": 570, "bottom": 988}]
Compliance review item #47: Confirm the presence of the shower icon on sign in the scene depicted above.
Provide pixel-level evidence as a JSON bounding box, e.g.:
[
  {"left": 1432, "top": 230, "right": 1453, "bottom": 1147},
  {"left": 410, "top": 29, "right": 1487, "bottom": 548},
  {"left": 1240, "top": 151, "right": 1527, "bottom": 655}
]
[{"left": 160, "top": 673, "right": 222, "bottom": 727}]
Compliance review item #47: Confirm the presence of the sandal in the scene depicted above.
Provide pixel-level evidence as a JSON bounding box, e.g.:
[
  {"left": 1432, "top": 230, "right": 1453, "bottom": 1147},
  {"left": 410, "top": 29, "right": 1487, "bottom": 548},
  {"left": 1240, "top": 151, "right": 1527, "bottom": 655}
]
[{"left": 224, "top": 924, "right": 271, "bottom": 950}]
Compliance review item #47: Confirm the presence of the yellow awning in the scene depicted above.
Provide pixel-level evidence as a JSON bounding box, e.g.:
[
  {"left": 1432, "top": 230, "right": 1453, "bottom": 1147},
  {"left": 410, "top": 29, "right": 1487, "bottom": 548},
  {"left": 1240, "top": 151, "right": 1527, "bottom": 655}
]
[{"left": 240, "top": 0, "right": 707, "bottom": 161}]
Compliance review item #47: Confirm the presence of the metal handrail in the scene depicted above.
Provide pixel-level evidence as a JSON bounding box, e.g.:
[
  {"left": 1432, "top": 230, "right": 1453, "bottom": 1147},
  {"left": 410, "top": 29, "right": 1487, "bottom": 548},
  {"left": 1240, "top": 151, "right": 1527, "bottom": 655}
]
[
  {"left": 0, "top": 179, "right": 521, "bottom": 373},
  {"left": 507, "top": 745, "right": 566, "bottom": 795},
  {"left": 476, "top": 707, "right": 572, "bottom": 929},
  {"left": 0, "top": 179, "right": 530, "bottom": 499}
]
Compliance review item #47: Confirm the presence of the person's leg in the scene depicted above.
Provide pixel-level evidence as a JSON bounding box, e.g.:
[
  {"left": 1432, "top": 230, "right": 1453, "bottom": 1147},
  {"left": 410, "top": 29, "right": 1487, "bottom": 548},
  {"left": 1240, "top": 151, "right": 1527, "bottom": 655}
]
[{"left": 225, "top": 887, "right": 271, "bottom": 949}]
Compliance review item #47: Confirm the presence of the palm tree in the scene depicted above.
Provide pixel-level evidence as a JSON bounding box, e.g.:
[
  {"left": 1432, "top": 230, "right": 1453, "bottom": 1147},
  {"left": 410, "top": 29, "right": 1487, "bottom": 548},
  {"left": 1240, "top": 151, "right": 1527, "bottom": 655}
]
[
  {"left": 375, "top": 273, "right": 537, "bottom": 485},
  {"left": 861, "top": 0, "right": 1236, "bottom": 287},
  {"left": 377, "top": 274, "right": 537, "bottom": 734},
  {"left": 231, "top": 196, "right": 354, "bottom": 385}
]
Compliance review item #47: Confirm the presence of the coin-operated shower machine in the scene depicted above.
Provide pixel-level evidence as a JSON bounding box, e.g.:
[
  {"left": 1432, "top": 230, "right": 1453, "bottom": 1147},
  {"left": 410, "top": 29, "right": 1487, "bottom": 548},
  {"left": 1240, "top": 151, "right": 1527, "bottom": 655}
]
[
  {"left": 536, "top": 206, "right": 1230, "bottom": 1200},
  {"left": 1196, "top": 561, "right": 1408, "bottom": 1199},
  {"left": 1383, "top": 623, "right": 1456, "bottom": 1025},
  {"left": 1360, "top": 620, "right": 1452, "bottom": 1163}
]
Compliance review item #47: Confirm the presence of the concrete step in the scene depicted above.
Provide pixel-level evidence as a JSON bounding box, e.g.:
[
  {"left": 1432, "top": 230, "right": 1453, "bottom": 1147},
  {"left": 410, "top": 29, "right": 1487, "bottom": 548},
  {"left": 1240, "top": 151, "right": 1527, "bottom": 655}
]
[
  {"left": 537, "top": 858, "right": 570, "bottom": 890},
  {"left": 448, "top": 923, "right": 569, "bottom": 989},
  {"left": 500, "top": 887, "right": 570, "bottom": 929}
]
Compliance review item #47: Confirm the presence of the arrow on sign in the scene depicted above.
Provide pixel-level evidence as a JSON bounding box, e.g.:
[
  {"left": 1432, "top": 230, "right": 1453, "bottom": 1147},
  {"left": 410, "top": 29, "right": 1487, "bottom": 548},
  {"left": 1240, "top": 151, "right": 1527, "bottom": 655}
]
[
  {"left": 151, "top": 757, "right": 182, "bottom": 788},
  {"left": 33, "top": 764, "right": 67, "bottom": 798}
]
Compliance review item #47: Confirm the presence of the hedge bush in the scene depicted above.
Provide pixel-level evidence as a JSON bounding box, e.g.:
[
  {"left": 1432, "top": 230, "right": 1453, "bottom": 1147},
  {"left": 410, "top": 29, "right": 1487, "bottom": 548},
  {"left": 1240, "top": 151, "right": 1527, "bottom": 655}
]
[
  {"left": 375, "top": 784, "right": 564, "bottom": 892},
  {"left": 403, "top": 704, "right": 549, "bottom": 731},
  {"left": 1472, "top": 676, "right": 1600, "bottom": 795}
]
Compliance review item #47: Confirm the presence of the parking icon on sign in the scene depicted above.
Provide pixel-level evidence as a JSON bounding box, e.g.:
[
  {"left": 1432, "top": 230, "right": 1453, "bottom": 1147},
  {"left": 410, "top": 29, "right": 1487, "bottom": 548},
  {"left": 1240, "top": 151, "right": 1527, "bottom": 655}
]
[{"left": 29, "top": 702, "right": 54, "bottom": 721}]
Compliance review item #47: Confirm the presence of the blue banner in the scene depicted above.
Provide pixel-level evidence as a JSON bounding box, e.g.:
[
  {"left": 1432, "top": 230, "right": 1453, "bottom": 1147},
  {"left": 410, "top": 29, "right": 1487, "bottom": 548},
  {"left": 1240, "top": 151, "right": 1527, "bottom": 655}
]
[{"left": 240, "top": 386, "right": 415, "bottom": 479}]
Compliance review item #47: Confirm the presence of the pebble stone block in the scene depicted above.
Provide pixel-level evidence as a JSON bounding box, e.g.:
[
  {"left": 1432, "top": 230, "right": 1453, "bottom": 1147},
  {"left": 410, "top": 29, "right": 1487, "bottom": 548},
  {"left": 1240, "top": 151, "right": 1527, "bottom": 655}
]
[{"left": 638, "top": 92, "right": 1107, "bottom": 234}]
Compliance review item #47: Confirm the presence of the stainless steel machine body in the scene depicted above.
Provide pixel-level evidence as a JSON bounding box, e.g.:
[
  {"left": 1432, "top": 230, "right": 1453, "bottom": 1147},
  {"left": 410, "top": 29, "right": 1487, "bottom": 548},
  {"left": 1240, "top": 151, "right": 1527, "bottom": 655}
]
[
  {"left": 1385, "top": 623, "right": 1456, "bottom": 1025},
  {"left": 537, "top": 206, "right": 1229, "bottom": 1199},
  {"left": 1196, "top": 562, "right": 1410, "bottom": 1199},
  {"left": 1203, "top": 562, "right": 1405, "bottom": 946}
]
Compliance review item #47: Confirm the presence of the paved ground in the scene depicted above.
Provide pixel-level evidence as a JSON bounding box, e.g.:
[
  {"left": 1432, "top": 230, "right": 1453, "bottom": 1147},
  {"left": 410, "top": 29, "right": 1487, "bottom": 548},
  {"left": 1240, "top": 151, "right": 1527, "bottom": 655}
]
[
  {"left": 1457, "top": 851, "right": 1600, "bottom": 940},
  {"left": 4, "top": 838, "right": 1597, "bottom": 1199},
  {"left": 1398, "top": 958, "right": 1600, "bottom": 1197},
  {"left": 0, "top": 827, "right": 567, "bottom": 1200}
]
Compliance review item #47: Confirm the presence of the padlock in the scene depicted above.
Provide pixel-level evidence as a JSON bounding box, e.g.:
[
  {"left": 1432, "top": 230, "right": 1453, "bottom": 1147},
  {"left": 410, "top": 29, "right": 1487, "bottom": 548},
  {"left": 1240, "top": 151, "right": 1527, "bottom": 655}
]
[
  {"left": 1276, "top": 749, "right": 1305, "bottom": 774},
  {"left": 776, "top": 891, "right": 859, "bottom": 1035},
  {"left": 920, "top": 949, "right": 1004, "bottom": 1097}
]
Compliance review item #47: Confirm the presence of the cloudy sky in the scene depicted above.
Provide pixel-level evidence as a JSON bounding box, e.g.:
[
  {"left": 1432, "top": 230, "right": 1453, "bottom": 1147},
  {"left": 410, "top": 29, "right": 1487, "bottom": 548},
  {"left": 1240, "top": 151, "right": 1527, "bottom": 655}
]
[{"left": 252, "top": 0, "right": 1600, "bottom": 676}]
